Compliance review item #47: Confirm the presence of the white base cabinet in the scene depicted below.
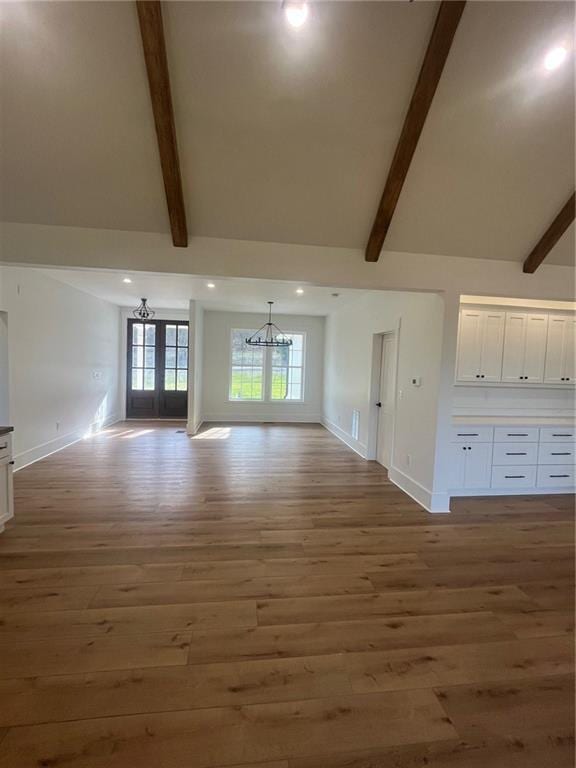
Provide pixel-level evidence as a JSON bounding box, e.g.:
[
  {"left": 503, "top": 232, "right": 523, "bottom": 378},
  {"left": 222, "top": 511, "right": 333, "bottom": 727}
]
[
  {"left": 0, "top": 434, "right": 14, "bottom": 532},
  {"left": 449, "top": 423, "right": 575, "bottom": 496}
]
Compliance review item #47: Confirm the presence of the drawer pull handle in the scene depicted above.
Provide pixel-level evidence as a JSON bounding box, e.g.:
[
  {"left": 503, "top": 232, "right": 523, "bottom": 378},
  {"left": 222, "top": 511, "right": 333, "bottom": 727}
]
[
  {"left": 551, "top": 452, "right": 571, "bottom": 456},
  {"left": 552, "top": 434, "right": 573, "bottom": 437},
  {"left": 0, "top": 443, "right": 6, "bottom": 450},
  {"left": 505, "top": 475, "right": 526, "bottom": 479},
  {"left": 506, "top": 452, "right": 527, "bottom": 456},
  {"left": 457, "top": 433, "right": 479, "bottom": 437},
  {"left": 507, "top": 433, "right": 528, "bottom": 437},
  {"left": 549, "top": 474, "right": 570, "bottom": 478}
]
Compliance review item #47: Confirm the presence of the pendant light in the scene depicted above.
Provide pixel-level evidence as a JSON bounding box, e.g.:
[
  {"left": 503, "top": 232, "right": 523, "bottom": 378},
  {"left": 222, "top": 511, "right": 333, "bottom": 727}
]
[
  {"left": 246, "top": 302, "right": 292, "bottom": 347},
  {"left": 133, "top": 298, "right": 155, "bottom": 320}
]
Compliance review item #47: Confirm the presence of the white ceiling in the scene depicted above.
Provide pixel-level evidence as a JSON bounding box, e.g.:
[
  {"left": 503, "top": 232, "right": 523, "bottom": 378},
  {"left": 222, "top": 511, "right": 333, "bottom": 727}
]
[
  {"left": 1, "top": 1, "right": 574, "bottom": 265},
  {"left": 39, "top": 267, "right": 366, "bottom": 315}
]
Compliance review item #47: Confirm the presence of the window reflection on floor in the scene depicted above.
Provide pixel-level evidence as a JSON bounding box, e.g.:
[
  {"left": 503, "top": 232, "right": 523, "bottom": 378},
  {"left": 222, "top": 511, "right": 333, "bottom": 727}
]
[{"left": 192, "top": 427, "right": 231, "bottom": 440}]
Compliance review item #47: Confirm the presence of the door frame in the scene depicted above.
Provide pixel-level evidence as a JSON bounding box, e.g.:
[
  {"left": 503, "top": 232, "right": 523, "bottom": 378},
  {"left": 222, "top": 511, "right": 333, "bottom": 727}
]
[
  {"left": 366, "top": 323, "right": 400, "bottom": 465},
  {"left": 120, "top": 308, "right": 189, "bottom": 420}
]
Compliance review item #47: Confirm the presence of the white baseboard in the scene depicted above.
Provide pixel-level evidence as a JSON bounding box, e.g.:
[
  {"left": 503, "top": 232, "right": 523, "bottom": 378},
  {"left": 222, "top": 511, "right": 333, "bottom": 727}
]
[
  {"left": 388, "top": 466, "right": 451, "bottom": 513},
  {"left": 14, "top": 414, "right": 120, "bottom": 471},
  {"left": 449, "top": 487, "right": 575, "bottom": 497},
  {"left": 203, "top": 413, "right": 322, "bottom": 424},
  {"left": 321, "top": 417, "right": 367, "bottom": 459}
]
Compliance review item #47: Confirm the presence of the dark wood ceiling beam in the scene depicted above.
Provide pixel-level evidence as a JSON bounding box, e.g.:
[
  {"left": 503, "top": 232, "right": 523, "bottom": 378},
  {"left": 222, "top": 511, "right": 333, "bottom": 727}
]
[
  {"left": 523, "top": 192, "right": 575, "bottom": 273},
  {"left": 365, "top": 1, "right": 466, "bottom": 262},
  {"left": 136, "top": 1, "right": 188, "bottom": 247}
]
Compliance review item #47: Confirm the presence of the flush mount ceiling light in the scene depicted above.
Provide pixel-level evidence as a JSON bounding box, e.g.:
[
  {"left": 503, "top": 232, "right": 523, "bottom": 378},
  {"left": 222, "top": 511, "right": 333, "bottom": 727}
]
[
  {"left": 283, "top": 0, "right": 309, "bottom": 28},
  {"left": 123, "top": 277, "right": 132, "bottom": 284},
  {"left": 206, "top": 282, "right": 216, "bottom": 289},
  {"left": 296, "top": 287, "right": 304, "bottom": 295},
  {"left": 246, "top": 302, "right": 292, "bottom": 347},
  {"left": 544, "top": 45, "right": 568, "bottom": 71},
  {"left": 133, "top": 298, "right": 155, "bottom": 320}
]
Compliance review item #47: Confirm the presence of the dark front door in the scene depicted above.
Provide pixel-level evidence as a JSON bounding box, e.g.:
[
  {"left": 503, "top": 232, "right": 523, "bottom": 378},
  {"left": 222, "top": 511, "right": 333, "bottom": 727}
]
[{"left": 126, "top": 319, "right": 189, "bottom": 419}]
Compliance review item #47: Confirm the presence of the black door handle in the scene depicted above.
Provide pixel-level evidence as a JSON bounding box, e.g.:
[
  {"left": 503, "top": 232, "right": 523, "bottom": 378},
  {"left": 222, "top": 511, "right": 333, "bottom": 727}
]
[{"left": 376, "top": 402, "right": 382, "bottom": 408}]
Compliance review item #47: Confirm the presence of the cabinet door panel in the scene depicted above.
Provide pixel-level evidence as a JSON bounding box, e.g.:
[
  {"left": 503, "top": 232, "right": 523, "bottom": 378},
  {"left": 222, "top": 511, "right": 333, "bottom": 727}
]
[
  {"left": 522, "top": 314, "right": 548, "bottom": 382},
  {"left": 464, "top": 444, "right": 493, "bottom": 489},
  {"left": 501, "top": 313, "right": 526, "bottom": 383},
  {"left": 479, "top": 312, "right": 505, "bottom": 382},
  {"left": 544, "top": 317, "right": 567, "bottom": 384},
  {"left": 456, "top": 311, "right": 483, "bottom": 382},
  {"left": 563, "top": 318, "right": 575, "bottom": 383},
  {"left": 447, "top": 444, "right": 466, "bottom": 489}
]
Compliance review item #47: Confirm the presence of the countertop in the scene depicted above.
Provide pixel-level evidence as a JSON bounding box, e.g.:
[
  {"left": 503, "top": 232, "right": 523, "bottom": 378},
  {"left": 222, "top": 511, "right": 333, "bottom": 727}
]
[
  {"left": 452, "top": 416, "right": 575, "bottom": 426},
  {"left": 0, "top": 427, "right": 14, "bottom": 437}
]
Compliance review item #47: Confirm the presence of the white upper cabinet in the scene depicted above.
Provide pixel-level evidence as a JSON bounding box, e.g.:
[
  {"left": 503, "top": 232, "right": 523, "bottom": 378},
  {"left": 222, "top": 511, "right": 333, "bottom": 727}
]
[
  {"left": 456, "top": 309, "right": 505, "bottom": 382},
  {"left": 456, "top": 307, "right": 574, "bottom": 386},
  {"left": 545, "top": 315, "right": 576, "bottom": 384},
  {"left": 501, "top": 313, "right": 548, "bottom": 383}
]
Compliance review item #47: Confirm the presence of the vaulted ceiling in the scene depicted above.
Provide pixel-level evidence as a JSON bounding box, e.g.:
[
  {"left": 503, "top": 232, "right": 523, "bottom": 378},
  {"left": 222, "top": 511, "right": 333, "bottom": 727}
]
[{"left": 1, "top": 1, "right": 574, "bottom": 265}]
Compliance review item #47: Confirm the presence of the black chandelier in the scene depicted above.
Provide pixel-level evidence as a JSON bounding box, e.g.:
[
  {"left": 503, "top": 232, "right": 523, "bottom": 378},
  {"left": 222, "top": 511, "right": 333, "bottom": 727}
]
[
  {"left": 246, "top": 302, "right": 292, "bottom": 347},
  {"left": 133, "top": 298, "right": 155, "bottom": 320}
]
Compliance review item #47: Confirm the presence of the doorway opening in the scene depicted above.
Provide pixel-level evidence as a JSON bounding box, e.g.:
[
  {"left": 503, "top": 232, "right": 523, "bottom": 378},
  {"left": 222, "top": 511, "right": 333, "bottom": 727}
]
[{"left": 126, "top": 319, "right": 189, "bottom": 419}]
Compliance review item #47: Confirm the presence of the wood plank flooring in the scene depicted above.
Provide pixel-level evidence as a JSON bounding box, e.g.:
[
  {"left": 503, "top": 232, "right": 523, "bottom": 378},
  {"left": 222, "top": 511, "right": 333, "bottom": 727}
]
[{"left": 0, "top": 421, "right": 573, "bottom": 768}]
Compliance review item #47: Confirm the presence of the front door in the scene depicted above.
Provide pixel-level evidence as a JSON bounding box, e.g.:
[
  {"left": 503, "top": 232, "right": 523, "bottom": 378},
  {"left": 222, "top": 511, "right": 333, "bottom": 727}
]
[{"left": 126, "top": 319, "right": 189, "bottom": 419}]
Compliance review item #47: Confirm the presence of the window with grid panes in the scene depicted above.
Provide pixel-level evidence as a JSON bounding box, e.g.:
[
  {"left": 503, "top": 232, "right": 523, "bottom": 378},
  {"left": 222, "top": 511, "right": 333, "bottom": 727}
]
[{"left": 164, "top": 323, "right": 189, "bottom": 391}]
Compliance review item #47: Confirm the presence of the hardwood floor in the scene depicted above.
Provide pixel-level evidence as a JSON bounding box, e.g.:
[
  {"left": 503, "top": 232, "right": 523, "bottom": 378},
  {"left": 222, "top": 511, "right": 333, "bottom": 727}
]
[{"left": 0, "top": 421, "right": 573, "bottom": 767}]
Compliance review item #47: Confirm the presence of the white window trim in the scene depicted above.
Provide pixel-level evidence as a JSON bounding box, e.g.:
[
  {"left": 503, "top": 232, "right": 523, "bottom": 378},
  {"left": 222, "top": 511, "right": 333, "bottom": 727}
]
[{"left": 228, "top": 329, "right": 307, "bottom": 404}]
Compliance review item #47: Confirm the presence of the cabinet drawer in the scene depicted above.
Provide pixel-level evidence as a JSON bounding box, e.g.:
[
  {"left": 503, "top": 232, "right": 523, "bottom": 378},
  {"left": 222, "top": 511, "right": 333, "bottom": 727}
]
[
  {"left": 492, "top": 443, "right": 537, "bottom": 466},
  {"left": 538, "top": 443, "right": 576, "bottom": 465},
  {"left": 0, "top": 436, "right": 11, "bottom": 462},
  {"left": 494, "top": 427, "right": 539, "bottom": 443},
  {"left": 536, "top": 465, "right": 575, "bottom": 489},
  {"left": 491, "top": 465, "right": 537, "bottom": 489},
  {"left": 539, "top": 427, "right": 576, "bottom": 443},
  {"left": 451, "top": 426, "right": 493, "bottom": 443}
]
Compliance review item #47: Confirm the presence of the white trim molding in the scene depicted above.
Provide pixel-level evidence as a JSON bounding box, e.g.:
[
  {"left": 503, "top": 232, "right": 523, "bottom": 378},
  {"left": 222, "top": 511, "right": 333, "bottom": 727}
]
[{"left": 322, "top": 418, "right": 368, "bottom": 459}]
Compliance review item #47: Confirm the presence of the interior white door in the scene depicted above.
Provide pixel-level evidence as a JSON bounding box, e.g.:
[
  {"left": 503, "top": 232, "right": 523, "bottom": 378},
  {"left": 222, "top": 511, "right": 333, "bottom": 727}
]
[
  {"left": 376, "top": 335, "right": 396, "bottom": 469},
  {"left": 544, "top": 316, "right": 566, "bottom": 383},
  {"left": 479, "top": 311, "right": 505, "bottom": 381},
  {"left": 522, "top": 314, "right": 548, "bottom": 382},
  {"left": 456, "top": 310, "right": 483, "bottom": 382}
]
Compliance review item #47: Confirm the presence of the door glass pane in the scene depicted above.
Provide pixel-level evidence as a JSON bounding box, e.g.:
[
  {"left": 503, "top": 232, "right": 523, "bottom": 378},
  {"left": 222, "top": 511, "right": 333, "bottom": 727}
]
[
  {"left": 177, "top": 370, "right": 188, "bottom": 391},
  {"left": 132, "top": 324, "right": 144, "bottom": 345},
  {"left": 166, "top": 325, "right": 177, "bottom": 346},
  {"left": 145, "top": 324, "right": 156, "bottom": 345},
  {"left": 144, "top": 346, "right": 155, "bottom": 368},
  {"left": 132, "top": 346, "right": 143, "bottom": 367},
  {"left": 143, "top": 369, "right": 155, "bottom": 390},
  {"left": 132, "top": 369, "right": 143, "bottom": 390},
  {"left": 165, "top": 370, "right": 176, "bottom": 390},
  {"left": 177, "top": 347, "right": 188, "bottom": 368},
  {"left": 178, "top": 326, "right": 188, "bottom": 346},
  {"left": 165, "top": 347, "right": 176, "bottom": 368}
]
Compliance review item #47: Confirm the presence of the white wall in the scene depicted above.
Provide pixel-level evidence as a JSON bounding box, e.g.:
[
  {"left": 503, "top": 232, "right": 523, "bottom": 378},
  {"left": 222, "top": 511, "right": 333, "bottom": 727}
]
[
  {"left": 323, "top": 291, "right": 445, "bottom": 508},
  {"left": 0, "top": 267, "right": 121, "bottom": 468},
  {"left": 202, "top": 310, "right": 324, "bottom": 423},
  {"left": 187, "top": 300, "right": 204, "bottom": 434}
]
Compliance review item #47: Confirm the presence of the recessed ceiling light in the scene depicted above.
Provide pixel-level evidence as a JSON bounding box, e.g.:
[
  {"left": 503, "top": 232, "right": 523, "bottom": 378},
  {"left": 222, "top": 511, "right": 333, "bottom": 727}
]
[
  {"left": 206, "top": 282, "right": 216, "bottom": 289},
  {"left": 296, "top": 288, "right": 304, "bottom": 295},
  {"left": 122, "top": 277, "right": 132, "bottom": 284},
  {"left": 283, "top": 1, "right": 309, "bottom": 29},
  {"left": 544, "top": 45, "right": 568, "bottom": 71}
]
